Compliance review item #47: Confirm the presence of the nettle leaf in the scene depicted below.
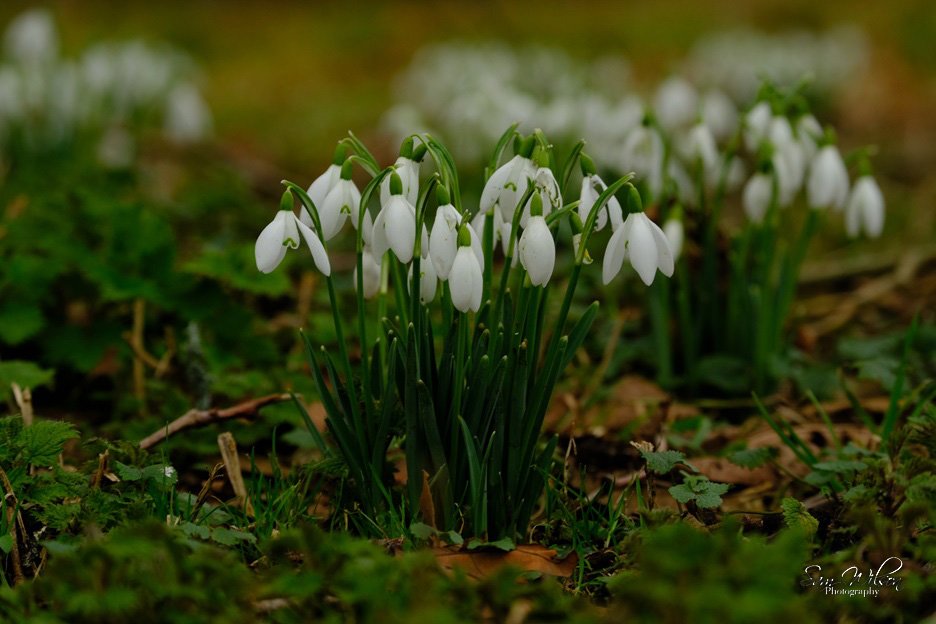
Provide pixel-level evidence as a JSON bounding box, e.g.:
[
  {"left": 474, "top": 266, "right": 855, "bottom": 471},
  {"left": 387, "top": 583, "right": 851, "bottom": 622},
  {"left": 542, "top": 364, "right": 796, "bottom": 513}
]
[
  {"left": 727, "top": 447, "right": 777, "bottom": 469},
  {"left": 668, "top": 475, "right": 730, "bottom": 509},
  {"left": 780, "top": 497, "right": 818, "bottom": 537},
  {"left": 0, "top": 301, "right": 45, "bottom": 344},
  {"left": 811, "top": 460, "right": 868, "bottom": 473},
  {"left": 0, "top": 360, "right": 55, "bottom": 390},
  {"left": 640, "top": 449, "right": 686, "bottom": 474},
  {"left": 15, "top": 420, "right": 78, "bottom": 465}
]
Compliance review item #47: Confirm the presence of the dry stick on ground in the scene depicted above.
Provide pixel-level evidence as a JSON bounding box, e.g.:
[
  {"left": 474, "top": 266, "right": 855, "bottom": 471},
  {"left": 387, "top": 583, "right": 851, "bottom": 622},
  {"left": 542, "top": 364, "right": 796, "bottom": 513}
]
[
  {"left": 130, "top": 298, "right": 147, "bottom": 414},
  {"left": 218, "top": 432, "right": 255, "bottom": 518},
  {"left": 0, "top": 466, "right": 25, "bottom": 585},
  {"left": 10, "top": 383, "right": 33, "bottom": 427},
  {"left": 138, "top": 393, "right": 292, "bottom": 450}
]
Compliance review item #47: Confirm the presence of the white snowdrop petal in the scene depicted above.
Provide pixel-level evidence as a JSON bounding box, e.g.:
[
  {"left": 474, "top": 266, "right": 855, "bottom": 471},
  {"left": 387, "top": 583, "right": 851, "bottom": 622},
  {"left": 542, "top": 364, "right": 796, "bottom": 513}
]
[
  {"left": 386, "top": 197, "right": 416, "bottom": 263},
  {"left": 647, "top": 218, "right": 674, "bottom": 278},
  {"left": 602, "top": 225, "right": 628, "bottom": 285},
  {"left": 518, "top": 216, "right": 555, "bottom": 286},
  {"left": 296, "top": 217, "right": 331, "bottom": 276},
  {"left": 627, "top": 215, "right": 659, "bottom": 286},
  {"left": 255, "top": 212, "right": 289, "bottom": 273}
]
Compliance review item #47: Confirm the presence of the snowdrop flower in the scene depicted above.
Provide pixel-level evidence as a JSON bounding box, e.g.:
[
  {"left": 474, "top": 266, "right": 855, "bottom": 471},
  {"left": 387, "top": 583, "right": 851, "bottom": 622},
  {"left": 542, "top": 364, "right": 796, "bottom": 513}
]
[
  {"left": 449, "top": 225, "right": 483, "bottom": 313},
  {"left": 683, "top": 122, "right": 720, "bottom": 187},
  {"left": 603, "top": 188, "right": 673, "bottom": 286},
  {"left": 743, "top": 172, "right": 773, "bottom": 224},
  {"left": 807, "top": 144, "right": 849, "bottom": 210},
  {"left": 520, "top": 164, "right": 560, "bottom": 228},
  {"left": 255, "top": 192, "right": 330, "bottom": 275},
  {"left": 663, "top": 213, "right": 685, "bottom": 261},
  {"left": 379, "top": 140, "right": 423, "bottom": 207},
  {"left": 355, "top": 247, "right": 382, "bottom": 299},
  {"left": 743, "top": 101, "right": 772, "bottom": 152},
  {"left": 796, "top": 114, "right": 823, "bottom": 162},
  {"left": 317, "top": 160, "right": 362, "bottom": 241},
  {"left": 518, "top": 194, "right": 555, "bottom": 286},
  {"left": 408, "top": 249, "right": 438, "bottom": 303},
  {"left": 845, "top": 176, "right": 884, "bottom": 238},
  {"left": 301, "top": 144, "right": 345, "bottom": 227},
  {"left": 429, "top": 186, "right": 464, "bottom": 279},
  {"left": 373, "top": 172, "right": 417, "bottom": 263},
  {"left": 701, "top": 89, "right": 738, "bottom": 143},
  {"left": 769, "top": 116, "right": 805, "bottom": 203},
  {"left": 163, "top": 82, "right": 212, "bottom": 143},
  {"left": 578, "top": 153, "right": 622, "bottom": 232},
  {"left": 621, "top": 124, "right": 665, "bottom": 198},
  {"left": 654, "top": 77, "right": 698, "bottom": 132},
  {"left": 480, "top": 136, "right": 536, "bottom": 223},
  {"left": 4, "top": 9, "right": 58, "bottom": 67}
]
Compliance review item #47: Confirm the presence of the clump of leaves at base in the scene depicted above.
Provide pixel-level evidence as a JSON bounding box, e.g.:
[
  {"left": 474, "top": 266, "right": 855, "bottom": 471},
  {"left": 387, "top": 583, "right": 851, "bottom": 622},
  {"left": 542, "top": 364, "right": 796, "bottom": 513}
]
[
  {"left": 606, "top": 520, "right": 816, "bottom": 623},
  {"left": 1, "top": 521, "right": 255, "bottom": 624}
]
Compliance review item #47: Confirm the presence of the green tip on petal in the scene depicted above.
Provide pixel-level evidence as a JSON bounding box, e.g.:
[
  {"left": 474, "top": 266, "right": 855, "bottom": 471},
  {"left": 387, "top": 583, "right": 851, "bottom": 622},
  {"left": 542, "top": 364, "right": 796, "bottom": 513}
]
[
  {"left": 332, "top": 143, "right": 347, "bottom": 166},
  {"left": 579, "top": 153, "right": 596, "bottom": 176},
  {"left": 457, "top": 224, "right": 472, "bottom": 247},
  {"left": 530, "top": 191, "right": 543, "bottom": 217},
  {"left": 625, "top": 184, "right": 644, "bottom": 214},
  {"left": 436, "top": 184, "right": 451, "bottom": 206},
  {"left": 340, "top": 159, "right": 354, "bottom": 180},
  {"left": 517, "top": 135, "right": 536, "bottom": 159},
  {"left": 400, "top": 136, "right": 414, "bottom": 159},
  {"left": 412, "top": 142, "right": 428, "bottom": 162},
  {"left": 279, "top": 190, "right": 293, "bottom": 212},
  {"left": 389, "top": 171, "right": 403, "bottom": 196}
]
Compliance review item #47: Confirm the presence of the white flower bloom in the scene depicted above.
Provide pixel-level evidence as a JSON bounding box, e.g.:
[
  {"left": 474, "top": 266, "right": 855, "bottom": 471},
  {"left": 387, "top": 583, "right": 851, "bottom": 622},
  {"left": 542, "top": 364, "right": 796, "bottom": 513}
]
[
  {"left": 845, "top": 176, "right": 884, "bottom": 238},
  {"left": 430, "top": 203, "right": 461, "bottom": 279},
  {"left": 621, "top": 125, "right": 665, "bottom": 198},
  {"left": 354, "top": 247, "right": 382, "bottom": 299},
  {"left": 578, "top": 174, "right": 623, "bottom": 232},
  {"left": 743, "top": 101, "right": 772, "bottom": 152},
  {"left": 301, "top": 165, "right": 341, "bottom": 227},
  {"left": 807, "top": 145, "right": 849, "bottom": 210},
  {"left": 520, "top": 167, "right": 560, "bottom": 228},
  {"left": 449, "top": 245, "right": 483, "bottom": 313},
  {"left": 701, "top": 89, "right": 738, "bottom": 143},
  {"left": 318, "top": 177, "right": 360, "bottom": 241},
  {"left": 480, "top": 154, "right": 536, "bottom": 223},
  {"left": 380, "top": 156, "right": 420, "bottom": 206},
  {"left": 255, "top": 209, "right": 330, "bottom": 276},
  {"left": 603, "top": 212, "right": 673, "bottom": 286},
  {"left": 372, "top": 194, "right": 417, "bottom": 263},
  {"left": 743, "top": 172, "right": 773, "bottom": 224},
  {"left": 683, "top": 122, "right": 720, "bottom": 187},
  {"left": 408, "top": 254, "right": 438, "bottom": 303},
  {"left": 796, "top": 114, "right": 823, "bottom": 162},
  {"left": 164, "top": 83, "right": 211, "bottom": 144},
  {"left": 654, "top": 77, "right": 698, "bottom": 132},
  {"left": 769, "top": 116, "right": 805, "bottom": 203},
  {"left": 725, "top": 156, "right": 747, "bottom": 192},
  {"left": 518, "top": 215, "right": 555, "bottom": 286},
  {"left": 4, "top": 9, "right": 57, "bottom": 66},
  {"left": 663, "top": 217, "right": 684, "bottom": 261}
]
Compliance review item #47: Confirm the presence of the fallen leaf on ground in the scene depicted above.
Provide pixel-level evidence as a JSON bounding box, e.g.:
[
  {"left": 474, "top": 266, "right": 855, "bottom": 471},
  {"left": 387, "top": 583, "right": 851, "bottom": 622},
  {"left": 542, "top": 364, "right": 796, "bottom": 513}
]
[{"left": 433, "top": 544, "right": 577, "bottom": 579}]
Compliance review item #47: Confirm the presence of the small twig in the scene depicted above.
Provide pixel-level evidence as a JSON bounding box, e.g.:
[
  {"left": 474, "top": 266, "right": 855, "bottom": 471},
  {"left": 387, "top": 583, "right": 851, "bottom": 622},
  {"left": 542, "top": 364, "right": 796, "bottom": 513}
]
[
  {"left": 190, "top": 462, "right": 226, "bottom": 522},
  {"left": 131, "top": 298, "right": 147, "bottom": 414},
  {"left": 10, "top": 383, "right": 33, "bottom": 427},
  {"left": 0, "top": 466, "right": 25, "bottom": 585},
  {"left": 139, "top": 393, "right": 292, "bottom": 450},
  {"left": 218, "top": 432, "right": 255, "bottom": 518},
  {"left": 90, "top": 450, "right": 110, "bottom": 489}
]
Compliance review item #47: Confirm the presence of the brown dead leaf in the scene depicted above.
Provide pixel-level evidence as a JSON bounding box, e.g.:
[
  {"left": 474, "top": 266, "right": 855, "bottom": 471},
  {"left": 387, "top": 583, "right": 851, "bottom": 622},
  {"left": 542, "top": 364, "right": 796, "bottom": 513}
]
[
  {"left": 691, "top": 456, "right": 774, "bottom": 486},
  {"left": 746, "top": 423, "right": 879, "bottom": 478},
  {"left": 433, "top": 545, "right": 578, "bottom": 580},
  {"left": 418, "top": 470, "right": 436, "bottom": 529}
]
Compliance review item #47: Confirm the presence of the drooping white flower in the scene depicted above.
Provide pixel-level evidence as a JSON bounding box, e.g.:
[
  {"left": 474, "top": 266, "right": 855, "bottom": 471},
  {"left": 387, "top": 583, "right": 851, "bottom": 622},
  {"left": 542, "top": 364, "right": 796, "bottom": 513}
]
[
  {"left": 743, "top": 172, "right": 773, "bottom": 224},
  {"left": 520, "top": 166, "right": 560, "bottom": 228},
  {"left": 663, "top": 216, "right": 685, "bottom": 261},
  {"left": 683, "top": 122, "right": 720, "bottom": 187},
  {"left": 807, "top": 144, "right": 849, "bottom": 210},
  {"left": 654, "top": 77, "right": 698, "bottom": 132},
  {"left": 769, "top": 116, "right": 805, "bottom": 205},
  {"left": 743, "top": 101, "right": 772, "bottom": 152},
  {"left": 430, "top": 201, "right": 461, "bottom": 279},
  {"left": 621, "top": 124, "right": 665, "bottom": 198},
  {"left": 301, "top": 144, "right": 346, "bottom": 228},
  {"left": 4, "top": 9, "right": 58, "bottom": 67},
  {"left": 449, "top": 227, "right": 483, "bottom": 313},
  {"left": 480, "top": 139, "right": 537, "bottom": 223},
  {"left": 379, "top": 155, "right": 420, "bottom": 207},
  {"left": 845, "top": 176, "right": 884, "bottom": 238},
  {"left": 255, "top": 196, "right": 330, "bottom": 276},
  {"left": 163, "top": 82, "right": 212, "bottom": 144},
  {"left": 578, "top": 154, "right": 622, "bottom": 232},
  {"left": 354, "top": 247, "right": 382, "bottom": 299},
  {"left": 701, "top": 89, "right": 738, "bottom": 143},
  {"left": 518, "top": 213, "right": 555, "bottom": 286},
  {"left": 372, "top": 172, "right": 420, "bottom": 263},
  {"left": 603, "top": 211, "right": 674, "bottom": 286},
  {"left": 408, "top": 254, "right": 438, "bottom": 303},
  {"left": 318, "top": 162, "right": 361, "bottom": 241},
  {"left": 796, "top": 114, "right": 823, "bottom": 162}
]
